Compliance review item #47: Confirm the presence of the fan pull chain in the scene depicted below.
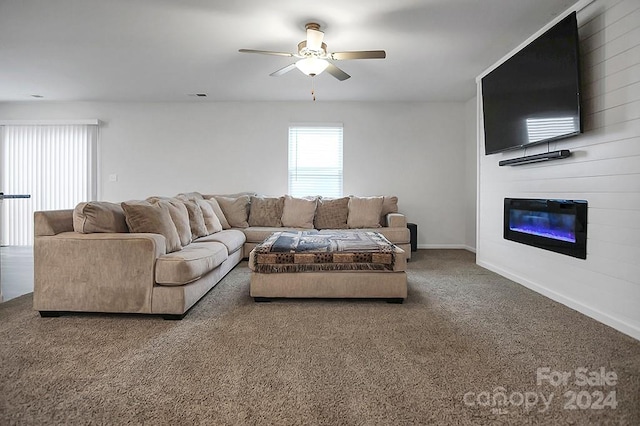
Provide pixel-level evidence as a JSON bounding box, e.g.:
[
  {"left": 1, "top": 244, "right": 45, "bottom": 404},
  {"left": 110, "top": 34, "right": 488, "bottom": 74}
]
[{"left": 311, "top": 78, "right": 316, "bottom": 101}]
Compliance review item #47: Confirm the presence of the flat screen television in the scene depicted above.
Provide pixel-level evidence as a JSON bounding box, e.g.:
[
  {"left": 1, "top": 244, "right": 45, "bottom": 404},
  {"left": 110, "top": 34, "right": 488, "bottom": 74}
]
[{"left": 482, "top": 12, "right": 582, "bottom": 155}]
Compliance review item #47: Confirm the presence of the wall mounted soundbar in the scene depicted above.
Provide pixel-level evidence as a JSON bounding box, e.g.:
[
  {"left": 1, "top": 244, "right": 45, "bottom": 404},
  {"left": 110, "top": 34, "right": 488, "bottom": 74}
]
[{"left": 499, "top": 150, "right": 571, "bottom": 166}]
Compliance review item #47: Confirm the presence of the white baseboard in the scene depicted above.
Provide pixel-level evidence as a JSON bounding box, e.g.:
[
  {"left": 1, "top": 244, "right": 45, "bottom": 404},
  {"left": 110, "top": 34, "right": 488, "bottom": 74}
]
[
  {"left": 416, "top": 244, "right": 476, "bottom": 253},
  {"left": 478, "top": 260, "right": 640, "bottom": 342},
  {"left": 418, "top": 244, "right": 467, "bottom": 250}
]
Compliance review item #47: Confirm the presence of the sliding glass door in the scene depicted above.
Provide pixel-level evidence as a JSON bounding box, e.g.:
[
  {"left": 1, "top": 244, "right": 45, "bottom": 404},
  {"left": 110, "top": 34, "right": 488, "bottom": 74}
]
[
  {"left": 0, "top": 123, "right": 97, "bottom": 245},
  {"left": 0, "top": 122, "right": 98, "bottom": 301}
]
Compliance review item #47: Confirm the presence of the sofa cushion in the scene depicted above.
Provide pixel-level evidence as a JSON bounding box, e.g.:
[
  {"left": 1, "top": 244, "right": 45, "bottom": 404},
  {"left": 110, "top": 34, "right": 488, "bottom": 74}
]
[
  {"left": 175, "top": 192, "right": 204, "bottom": 201},
  {"left": 73, "top": 201, "right": 129, "bottom": 234},
  {"left": 192, "top": 229, "right": 246, "bottom": 255},
  {"left": 214, "top": 195, "right": 250, "bottom": 228},
  {"left": 202, "top": 197, "right": 230, "bottom": 229},
  {"left": 155, "top": 241, "right": 228, "bottom": 285},
  {"left": 121, "top": 201, "right": 182, "bottom": 253},
  {"left": 242, "top": 227, "right": 286, "bottom": 243},
  {"left": 182, "top": 200, "right": 208, "bottom": 239},
  {"left": 281, "top": 195, "right": 317, "bottom": 229},
  {"left": 205, "top": 192, "right": 257, "bottom": 198},
  {"left": 147, "top": 197, "right": 192, "bottom": 247},
  {"left": 314, "top": 197, "right": 349, "bottom": 229},
  {"left": 380, "top": 196, "right": 399, "bottom": 226},
  {"left": 347, "top": 196, "right": 384, "bottom": 229},
  {"left": 248, "top": 196, "right": 284, "bottom": 227},
  {"left": 196, "top": 199, "right": 223, "bottom": 234}
]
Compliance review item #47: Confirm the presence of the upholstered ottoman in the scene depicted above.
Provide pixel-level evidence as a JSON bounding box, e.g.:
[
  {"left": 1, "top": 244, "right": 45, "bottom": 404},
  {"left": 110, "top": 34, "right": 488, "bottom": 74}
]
[{"left": 248, "top": 230, "right": 407, "bottom": 302}]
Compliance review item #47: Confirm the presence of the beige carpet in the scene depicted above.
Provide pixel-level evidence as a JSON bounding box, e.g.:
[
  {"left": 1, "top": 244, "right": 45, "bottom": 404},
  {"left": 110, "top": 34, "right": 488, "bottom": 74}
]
[{"left": 1, "top": 250, "right": 639, "bottom": 425}]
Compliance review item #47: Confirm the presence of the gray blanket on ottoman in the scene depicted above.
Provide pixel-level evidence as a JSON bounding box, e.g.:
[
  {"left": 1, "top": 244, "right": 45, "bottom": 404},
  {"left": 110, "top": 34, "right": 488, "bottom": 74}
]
[{"left": 252, "top": 230, "right": 398, "bottom": 273}]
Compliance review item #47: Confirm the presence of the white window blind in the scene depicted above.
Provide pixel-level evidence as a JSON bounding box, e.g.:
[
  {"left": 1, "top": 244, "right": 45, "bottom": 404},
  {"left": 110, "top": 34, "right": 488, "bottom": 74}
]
[
  {"left": 1, "top": 124, "right": 97, "bottom": 245},
  {"left": 288, "top": 124, "right": 343, "bottom": 198}
]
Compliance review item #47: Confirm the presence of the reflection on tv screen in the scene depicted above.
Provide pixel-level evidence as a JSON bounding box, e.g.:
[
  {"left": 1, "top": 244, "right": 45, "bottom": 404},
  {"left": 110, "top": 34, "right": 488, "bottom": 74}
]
[{"left": 509, "top": 209, "right": 576, "bottom": 243}]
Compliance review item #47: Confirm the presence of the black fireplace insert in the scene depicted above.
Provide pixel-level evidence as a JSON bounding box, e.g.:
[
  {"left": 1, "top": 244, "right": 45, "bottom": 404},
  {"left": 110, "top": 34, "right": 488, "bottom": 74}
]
[{"left": 504, "top": 198, "right": 587, "bottom": 259}]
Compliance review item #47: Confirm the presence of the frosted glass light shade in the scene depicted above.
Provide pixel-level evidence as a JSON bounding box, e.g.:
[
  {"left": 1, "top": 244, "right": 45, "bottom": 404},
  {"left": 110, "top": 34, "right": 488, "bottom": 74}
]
[{"left": 296, "top": 58, "right": 329, "bottom": 76}]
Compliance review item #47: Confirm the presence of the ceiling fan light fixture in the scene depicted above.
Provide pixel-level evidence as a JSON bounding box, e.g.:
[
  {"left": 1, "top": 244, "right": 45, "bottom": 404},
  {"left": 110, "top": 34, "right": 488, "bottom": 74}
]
[
  {"left": 239, "top": 21, "right": 384, "bottom": 83},
  {"left": 295, "top": 57, "right": 328, "bottom": 77}
]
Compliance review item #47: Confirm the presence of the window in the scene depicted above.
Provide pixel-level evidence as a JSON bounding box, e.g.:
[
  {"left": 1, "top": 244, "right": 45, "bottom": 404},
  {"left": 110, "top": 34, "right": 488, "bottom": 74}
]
[
  {"left": 0, "top": 121, "right": 98, "bottom": 245},
  {"left": 288, "top": 124, "right": 343, "bottom": 197}
]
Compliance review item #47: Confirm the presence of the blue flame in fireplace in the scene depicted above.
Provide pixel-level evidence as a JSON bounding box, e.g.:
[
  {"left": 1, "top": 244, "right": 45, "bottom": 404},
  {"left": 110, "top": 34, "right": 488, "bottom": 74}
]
[{"left": 509, "top": 209, "right": 576, "bottom": 243}]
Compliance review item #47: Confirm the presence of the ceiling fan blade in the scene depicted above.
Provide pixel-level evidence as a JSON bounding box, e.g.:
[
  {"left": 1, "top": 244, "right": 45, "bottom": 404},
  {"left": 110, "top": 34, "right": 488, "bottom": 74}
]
[
  {"left": 270, "top": 63, "right": 297, "bottom": 77},
  {"left": 239, "top": 49, "right": 294, "bottom": 57},
  {"left": 331, "top": 50, "right": 386, "bottom": 60},
  {"left": 325, "top": 63, "right": 351, "bottom": 81},
  {"left": 306, "top": 28, "right": 325, "bottom": 51}
]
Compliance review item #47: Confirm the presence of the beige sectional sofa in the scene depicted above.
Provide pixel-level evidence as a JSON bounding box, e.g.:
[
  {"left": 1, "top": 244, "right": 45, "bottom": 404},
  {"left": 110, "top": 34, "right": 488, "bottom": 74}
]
[{"left": 33, "top": 192, "right": 410, "bottom": 319}]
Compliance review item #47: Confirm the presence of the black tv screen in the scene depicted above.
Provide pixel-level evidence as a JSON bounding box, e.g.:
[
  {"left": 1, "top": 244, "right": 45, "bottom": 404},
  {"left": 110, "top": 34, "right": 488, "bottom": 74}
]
[{"left": 482, "top": 12, "right": 582, "bottom": 155}]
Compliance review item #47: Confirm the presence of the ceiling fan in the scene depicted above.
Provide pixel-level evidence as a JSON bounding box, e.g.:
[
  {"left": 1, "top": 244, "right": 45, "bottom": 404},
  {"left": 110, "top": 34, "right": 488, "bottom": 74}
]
[{"left": 239, "top": 22, "right": 386, "bottom": 81}]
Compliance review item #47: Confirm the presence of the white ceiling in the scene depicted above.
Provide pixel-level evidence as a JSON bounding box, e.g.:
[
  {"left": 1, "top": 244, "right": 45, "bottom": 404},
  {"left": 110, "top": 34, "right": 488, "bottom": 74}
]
[{"left": 0, "top": 0, "right": 578, "bottom": 103}]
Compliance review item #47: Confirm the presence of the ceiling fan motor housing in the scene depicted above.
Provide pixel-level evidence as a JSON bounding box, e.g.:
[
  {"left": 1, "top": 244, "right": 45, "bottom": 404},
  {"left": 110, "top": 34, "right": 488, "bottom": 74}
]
[{"left": 297, "top": 40, "right": 327, "bottom": 57}]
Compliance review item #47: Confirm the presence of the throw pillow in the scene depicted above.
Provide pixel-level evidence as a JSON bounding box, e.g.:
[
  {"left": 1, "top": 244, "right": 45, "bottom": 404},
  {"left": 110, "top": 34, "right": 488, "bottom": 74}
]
[
  {"left": 214, "top": 195, "right": 250, "bottom": 228},
  {"left": 196, "top": 199, "right": 223, "bottom": 234},
  {"left": 202, "top": 197, "right": 230, "bottom": 229},
  {"left": 206, "top": 192, "right": 257, "bottom": 198},
  {"left": 175, "top": 191, "right": 204, "bottom": 201},
  {"left": 73, "top": 201, "right": 129, "bottom": 233},
  {"left": 314, "top": 197, "right": 349, "bottom": 229},
  {"left": 182, "top": 200, "right": 208, "bottom": 239},
  {"left": 147, "top": 197, "right": 193, "bottom": 247},
  {"left": 380, "top": 195, "right": 399, "bottom": 226},
  {"left": 248, "top": 196, "right": 284, "bottom": 227},
  {"left": 121, "top": 201, "right": 182, "bottom": 253},
  {"left": 347, "top": 196, "right": 384, "bottom": 229},
  {"left": 281, "top": 195, "right": 317, "bottom": 229}
]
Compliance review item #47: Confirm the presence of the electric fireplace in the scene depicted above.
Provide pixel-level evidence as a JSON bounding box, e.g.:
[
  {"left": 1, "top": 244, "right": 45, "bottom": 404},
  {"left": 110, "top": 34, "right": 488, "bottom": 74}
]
[{"left": 504, "top": 198, "right": 587, "bottom": 259}]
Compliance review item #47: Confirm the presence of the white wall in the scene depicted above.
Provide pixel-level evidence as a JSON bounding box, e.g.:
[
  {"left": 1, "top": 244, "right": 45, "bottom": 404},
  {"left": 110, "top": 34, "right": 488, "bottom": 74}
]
[
  {"left": 464, "top": 97, "right": 477, "bottom": 251},
  {"left": 0, "top": 101, "right": 468, "bottom": 248},
  {"left": 477, "top": 0, "right": 640, "bottom": 340}
]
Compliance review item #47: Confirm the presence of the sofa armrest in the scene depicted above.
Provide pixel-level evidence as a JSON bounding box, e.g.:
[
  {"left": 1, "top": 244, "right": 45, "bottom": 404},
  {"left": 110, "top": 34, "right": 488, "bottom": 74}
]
[
  {"left": 386, "top": 213, "right": 407, "bottom": 228},
  {"left": 34, "top": 232, "right": 166, "bottom": 314},
  {"left": 34, "top": 210, "right": 74, "bottom": 236}
]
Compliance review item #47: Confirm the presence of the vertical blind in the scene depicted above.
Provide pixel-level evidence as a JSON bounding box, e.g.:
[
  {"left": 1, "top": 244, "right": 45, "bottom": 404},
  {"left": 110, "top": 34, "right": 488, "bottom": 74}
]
[
  {"left": 1, "top": 124, "right": 97, "bottom": 245},
  {"left": 288, "top": 124, "right": 343, "bottom": 198}
]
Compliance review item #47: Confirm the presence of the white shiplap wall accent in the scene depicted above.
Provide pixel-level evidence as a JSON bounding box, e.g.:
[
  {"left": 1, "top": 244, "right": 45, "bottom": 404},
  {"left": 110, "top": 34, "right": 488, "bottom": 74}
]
[{"left": 476, "top": 0, "right": 640, "bottom": 340}]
